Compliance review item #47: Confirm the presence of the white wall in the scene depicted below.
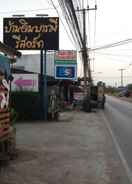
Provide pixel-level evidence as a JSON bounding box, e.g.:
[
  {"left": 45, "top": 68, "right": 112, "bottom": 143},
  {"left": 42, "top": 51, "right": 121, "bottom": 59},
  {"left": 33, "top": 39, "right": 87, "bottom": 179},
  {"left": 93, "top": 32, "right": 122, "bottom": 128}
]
[{"left": 14, "top": 52, "right": 55, "bottom": 76}]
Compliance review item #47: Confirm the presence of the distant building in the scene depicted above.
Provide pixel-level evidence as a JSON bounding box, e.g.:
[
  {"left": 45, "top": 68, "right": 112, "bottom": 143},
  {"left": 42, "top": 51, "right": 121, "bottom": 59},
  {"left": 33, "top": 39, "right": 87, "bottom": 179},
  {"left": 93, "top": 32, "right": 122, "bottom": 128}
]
[{"left": 12, "top": 52, "right": 55, "bottom": 76}]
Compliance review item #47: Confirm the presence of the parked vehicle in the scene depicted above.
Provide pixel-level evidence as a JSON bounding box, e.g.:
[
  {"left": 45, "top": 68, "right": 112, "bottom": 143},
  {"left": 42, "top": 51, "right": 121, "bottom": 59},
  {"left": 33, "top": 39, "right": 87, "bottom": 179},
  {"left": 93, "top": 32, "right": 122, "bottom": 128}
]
[
  {"left": 118, "top": 88, "right": 130, "bottom": 97},
  {"left": 91, "top": 81, "right": 106, "bottom": 109}
]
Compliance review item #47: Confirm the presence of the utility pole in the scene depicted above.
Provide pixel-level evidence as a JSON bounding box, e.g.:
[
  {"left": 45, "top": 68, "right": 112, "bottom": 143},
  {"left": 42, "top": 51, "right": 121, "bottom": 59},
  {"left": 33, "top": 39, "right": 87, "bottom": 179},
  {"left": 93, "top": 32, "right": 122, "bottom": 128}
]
[
  {"left": 83, "top": 8, "right": 87, "bottom": 92},
  {"left": 118, "top": 68, "right": 125, "bottom": 87},
  {"left": 36, "top": 14, "right": 48, "bottom": 121},
  {"left": 76, "top": 5, "right": 97, "bottom": 93}
]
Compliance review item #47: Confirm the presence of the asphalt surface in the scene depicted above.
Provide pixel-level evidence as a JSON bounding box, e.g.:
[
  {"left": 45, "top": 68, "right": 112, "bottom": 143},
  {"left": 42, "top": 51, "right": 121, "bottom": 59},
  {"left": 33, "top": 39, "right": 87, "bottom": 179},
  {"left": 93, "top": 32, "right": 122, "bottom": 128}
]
[{"left": 105, "top": 95, "right": 132, "bottom": 171}]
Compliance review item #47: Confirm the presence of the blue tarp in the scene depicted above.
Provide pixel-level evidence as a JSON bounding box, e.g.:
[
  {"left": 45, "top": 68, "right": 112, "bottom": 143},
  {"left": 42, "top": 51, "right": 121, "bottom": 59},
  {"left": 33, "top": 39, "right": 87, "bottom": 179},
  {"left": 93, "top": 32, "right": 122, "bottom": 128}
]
[{"left": 0, "top": 54, "right": 10, "bottom": 78}]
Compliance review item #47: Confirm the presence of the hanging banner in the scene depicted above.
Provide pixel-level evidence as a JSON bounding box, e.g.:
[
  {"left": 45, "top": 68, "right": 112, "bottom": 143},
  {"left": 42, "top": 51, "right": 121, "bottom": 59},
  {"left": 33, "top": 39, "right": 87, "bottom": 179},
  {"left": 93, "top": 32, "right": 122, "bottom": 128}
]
[{"left": 3, "top": 17, "right": 59, "bottom": 50}]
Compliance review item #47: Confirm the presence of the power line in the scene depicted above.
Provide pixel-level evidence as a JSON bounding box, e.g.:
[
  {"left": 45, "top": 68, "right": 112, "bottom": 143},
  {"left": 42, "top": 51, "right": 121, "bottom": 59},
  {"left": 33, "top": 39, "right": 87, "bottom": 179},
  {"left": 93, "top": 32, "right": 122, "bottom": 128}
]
[
  {"left": 93, "top": 76, "right": 132, "bottom": 78},
  {"left": 87, "top": 4, "right": 91, "bottom": 48},
  {"left": 94, "top": 54, "right": 132, "bottom": 62},
  {"left": 93, "top": 4, "right": 97, "bottom": 48},
  {"left": 75, "top": 0, "right": 83, "bottom": 38},
  {"left": 89, "top": 38, "right": 132, "bottom": 51},
  {"left": 95, "top": 51, "right": 132, "bottom": 58},
  {"left": 118, "top": 68, "right": 125, "bottom": 86},
  {"left": 48, "top": 0, "right": 76, "bottom": 48},
  {"left": 92, "top": 0, "right": 97, "bottom": 72},
  {"left": 58, "top": 0, "right": 84, "bottom": 48},
  {"left": 57, "top": 0, "right": 82, "bottom": 48}
]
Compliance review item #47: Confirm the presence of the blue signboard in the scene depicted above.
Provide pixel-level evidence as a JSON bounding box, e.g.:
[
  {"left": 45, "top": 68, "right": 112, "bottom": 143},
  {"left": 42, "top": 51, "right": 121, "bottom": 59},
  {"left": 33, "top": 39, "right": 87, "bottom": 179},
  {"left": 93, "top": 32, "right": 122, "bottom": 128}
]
[{"left": 55, "top": 65, "right": 77, "bottom": 80}]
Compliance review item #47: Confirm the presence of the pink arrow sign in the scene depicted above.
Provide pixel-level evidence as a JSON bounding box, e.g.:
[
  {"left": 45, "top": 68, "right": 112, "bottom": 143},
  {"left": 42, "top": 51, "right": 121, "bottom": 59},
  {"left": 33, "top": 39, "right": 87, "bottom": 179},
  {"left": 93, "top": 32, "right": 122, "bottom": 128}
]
[{"left": 14, "top": 77, "right": 35, "bottom": 87}]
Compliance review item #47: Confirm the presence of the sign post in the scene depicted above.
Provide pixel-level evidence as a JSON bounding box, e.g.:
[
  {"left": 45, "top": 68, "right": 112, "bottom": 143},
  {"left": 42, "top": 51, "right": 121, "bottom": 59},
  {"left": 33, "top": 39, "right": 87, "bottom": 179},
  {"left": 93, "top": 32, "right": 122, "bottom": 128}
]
[
  {"left": 44, "top": 50, "right": 47, "bottom": 120},
  {"left": 40, "top": 49, "right": 44, "bottom": 119},
  {"left": 40, "top": 49, "right": 47, "bottom": 120}
]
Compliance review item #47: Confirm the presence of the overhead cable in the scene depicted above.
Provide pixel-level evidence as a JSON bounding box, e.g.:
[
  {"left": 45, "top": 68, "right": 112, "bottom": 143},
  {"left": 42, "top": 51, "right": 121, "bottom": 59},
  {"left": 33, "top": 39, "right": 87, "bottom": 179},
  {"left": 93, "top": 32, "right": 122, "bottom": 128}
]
[
  {"left": 57, "top": 0, "right": 84, "bottom": 48},
  {"left": 95, "top": 51, "right": 132, "bottom": 58},
  {"left": 49, "top": 0, "right": 76, "bottom": 48},
  {"left": 89, "top": 38, "right": 132, "bottom": 51}
]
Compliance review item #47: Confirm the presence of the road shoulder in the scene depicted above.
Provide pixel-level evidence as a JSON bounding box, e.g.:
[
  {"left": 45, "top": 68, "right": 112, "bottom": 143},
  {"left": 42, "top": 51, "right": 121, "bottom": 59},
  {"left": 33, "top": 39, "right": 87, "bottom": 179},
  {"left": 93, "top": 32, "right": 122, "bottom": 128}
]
[{"left": 0, "top": 110, "right": 131, "bottom": 184}]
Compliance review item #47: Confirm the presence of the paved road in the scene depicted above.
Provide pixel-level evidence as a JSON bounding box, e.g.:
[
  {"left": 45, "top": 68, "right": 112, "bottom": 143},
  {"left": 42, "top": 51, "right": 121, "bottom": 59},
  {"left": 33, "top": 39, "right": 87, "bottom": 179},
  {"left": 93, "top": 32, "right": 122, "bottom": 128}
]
[{"left": 105, "top": 95, "right": 132, "bottom": 171}]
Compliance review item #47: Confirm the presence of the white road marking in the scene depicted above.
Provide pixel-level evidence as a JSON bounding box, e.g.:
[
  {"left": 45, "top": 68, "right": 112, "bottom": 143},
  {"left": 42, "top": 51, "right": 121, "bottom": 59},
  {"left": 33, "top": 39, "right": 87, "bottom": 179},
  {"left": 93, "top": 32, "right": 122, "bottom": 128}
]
[{"left": 101, "top": 111, "right": 132, "bottom": 183}]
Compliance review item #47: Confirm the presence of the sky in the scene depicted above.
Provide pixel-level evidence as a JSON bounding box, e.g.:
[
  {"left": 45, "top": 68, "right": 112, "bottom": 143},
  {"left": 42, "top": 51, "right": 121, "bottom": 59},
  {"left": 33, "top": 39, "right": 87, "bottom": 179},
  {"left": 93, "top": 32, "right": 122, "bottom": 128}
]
[
  {"left": 91, "top": 0, "right": 132, "bottom": 87},
  {"left": 0, "top": 0, "right": 132, "bottom": 86}
]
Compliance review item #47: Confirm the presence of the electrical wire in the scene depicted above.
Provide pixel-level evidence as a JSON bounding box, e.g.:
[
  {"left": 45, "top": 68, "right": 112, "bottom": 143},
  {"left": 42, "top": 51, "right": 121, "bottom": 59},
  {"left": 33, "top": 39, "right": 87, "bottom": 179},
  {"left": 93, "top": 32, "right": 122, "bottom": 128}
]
[
  {"left": 94, "top": 76, "right": 132, "bottom": 78},
  {"left": 48, "top": 0, "right": 76, "bottom": 48},
  {"left": 59, "top": 0, "right": 92, "bottom": 80},
  {"left": 95, "top": 51, "right": 132, "bottom": 58},
  {"left": 71, "top": 0, "right": 83, "bottom": 38},
  {"left": 91, "top": 0, "right": 97, "bottom": 72},
  {"left": 49, "top": 0, "right": 92, "bottom": 80},
  {"left": 93, "top": 0, "right": 97, "bottom": 48},
  {"left": 94, "top": 55, "right": 132, "bottom": 64},
  {"left": 57, "top": 0, "right": 80, "bottom": 47},
  {"left": 75, "top": 0, "right": 83, "bottom": 36},
  {"left": 90, "top": 38, "right": 132, "bottom": 51},
  {"left": 87, "top": 0, "right": 91, "bottom": 48},
  {"left": 57, "top": 0, "right": 83, "bottom": 48}
]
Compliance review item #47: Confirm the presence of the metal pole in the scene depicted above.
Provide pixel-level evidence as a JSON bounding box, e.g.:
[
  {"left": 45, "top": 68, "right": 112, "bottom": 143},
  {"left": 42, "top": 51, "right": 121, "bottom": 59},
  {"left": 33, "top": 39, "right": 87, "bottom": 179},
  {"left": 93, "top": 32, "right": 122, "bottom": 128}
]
[
  {"left": 44, "top": 50, "right": 48, "bottom": 121},
  {"left": 40, "top": 50, "right": 44, "bottom": 76},
  {"left": 40, "top": 49, "right": 44, "bottom": 119},
  {"left": 83, "top": 9, "right": 87, "bottom": 93},
  {"left": 40, "top": 49, "right": 48, "bottom": 120},
  {"left": 119, "top": 68, "right": 125, "bottom": 87},
  {"left": 75, "top": 6, "right": 97, "bottom": 90},
  {"left": 121, "top": 70, "right": 123, "bottom": 86}
]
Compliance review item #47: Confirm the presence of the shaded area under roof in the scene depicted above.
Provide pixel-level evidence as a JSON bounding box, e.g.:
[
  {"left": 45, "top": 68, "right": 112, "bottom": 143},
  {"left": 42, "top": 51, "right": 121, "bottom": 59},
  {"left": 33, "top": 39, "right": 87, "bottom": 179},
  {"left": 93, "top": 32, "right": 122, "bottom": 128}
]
[{"left": 0, "top": 41, "right": 21, "bottom": 57}]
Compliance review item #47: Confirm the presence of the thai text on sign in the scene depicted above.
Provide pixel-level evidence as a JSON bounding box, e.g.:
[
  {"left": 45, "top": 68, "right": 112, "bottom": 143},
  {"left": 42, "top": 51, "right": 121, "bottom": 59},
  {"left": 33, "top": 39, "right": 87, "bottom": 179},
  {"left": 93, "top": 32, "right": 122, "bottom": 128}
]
[{"left": 3, "top": 17, "right": 59, "bottom": 50}]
